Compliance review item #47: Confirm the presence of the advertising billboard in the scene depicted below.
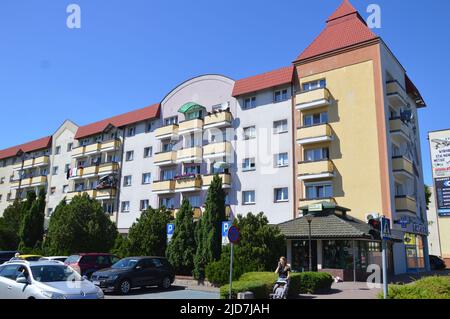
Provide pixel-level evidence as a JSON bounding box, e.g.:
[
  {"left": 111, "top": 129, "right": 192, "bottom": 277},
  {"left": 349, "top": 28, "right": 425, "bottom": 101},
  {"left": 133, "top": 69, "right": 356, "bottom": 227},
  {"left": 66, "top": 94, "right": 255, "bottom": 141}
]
[{"left": 429, "top": 130, "right": 450, "bottom": 216}]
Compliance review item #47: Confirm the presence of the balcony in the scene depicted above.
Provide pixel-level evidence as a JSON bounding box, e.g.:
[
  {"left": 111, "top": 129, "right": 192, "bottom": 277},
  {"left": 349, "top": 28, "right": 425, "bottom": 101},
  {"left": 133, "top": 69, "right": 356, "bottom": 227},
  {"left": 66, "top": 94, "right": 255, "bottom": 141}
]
[
  {"left": 66, "top": 190, "right": 97, "bottom": 201},
  {"left": 203, "top": 142, "right": 232, "bottom": 160},
  {"left": 178, "top": 119, "right": 203, "bottom": 135},
  {"left": 392, "top": 156, "right": 414, "bottom": 178},
  {"left": 152, "top": 180, "right": 176, "bottom": 194},
  {"left": 390, "top": 118, "right": 410, "bottom": 141},
  {"left": 296, "top": 88, "right": 331, "bottom": 111},
  {"left": 175, "top": 176, "right": 202, "bottom": 192},
  {"left": 98, "top": 162, "right": 119, "bottom": 175},
  {"left": 13, "top": 156, "right": 50, "bottom": 171},
  {"left": 72, "top": 143, "right": 101, "bottom": 158},
  {"left": 298, "top": 160, "right": 334, "bottom": 181},
  {"left": 395, "top": 196, "right": 417, "bottom": 213},
  {"left": 297, "top": 124, "right": 333, "bottom": 145},
  {"left": 204, "top": 111, "right": 233, "bottom": 130},
  {"left": 154, "top": 151, "right": 177, "bottom": 166},
  {"left": 202, "top": 173, "right": 231, "bottom": 189},
  {"left": 96, "top": 188, "right": 117, "bottom": 200},
  {"left": 386, "top": 80, "right": 407, "bottom": 108},
  {"left": 101, "top": 140, "right": 121, "bottom": 152},
  {"left": 12, "top": 176, "right": 48, "bottom": 189},
  {"left": 155, "top": 124, "right": 179, "bottom": 140},
  {"left": 177, "top": 147, "right": 203, "bottom": 163}
]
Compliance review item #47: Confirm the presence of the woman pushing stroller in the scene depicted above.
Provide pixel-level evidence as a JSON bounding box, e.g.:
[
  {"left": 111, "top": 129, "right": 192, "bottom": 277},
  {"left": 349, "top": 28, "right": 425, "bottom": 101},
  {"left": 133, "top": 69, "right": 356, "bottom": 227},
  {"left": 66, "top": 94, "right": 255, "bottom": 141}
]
[{"left": 271, "top": 257, "right": 291, "bottom": 299}]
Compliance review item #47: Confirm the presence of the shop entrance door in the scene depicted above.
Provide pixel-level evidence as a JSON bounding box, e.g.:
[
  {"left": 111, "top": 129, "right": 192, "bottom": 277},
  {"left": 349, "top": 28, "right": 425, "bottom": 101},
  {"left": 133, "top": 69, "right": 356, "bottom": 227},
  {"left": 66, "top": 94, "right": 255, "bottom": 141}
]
[{"left": 291, "top": 240, "right": 318, "bottom": 272}]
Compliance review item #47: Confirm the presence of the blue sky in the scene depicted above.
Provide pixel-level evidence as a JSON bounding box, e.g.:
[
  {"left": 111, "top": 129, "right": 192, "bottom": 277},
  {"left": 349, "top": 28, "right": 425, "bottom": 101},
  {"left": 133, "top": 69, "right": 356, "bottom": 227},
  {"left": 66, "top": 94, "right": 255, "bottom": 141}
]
[{"left": 0, "top": 0, "right": 449, "bottom": 185}]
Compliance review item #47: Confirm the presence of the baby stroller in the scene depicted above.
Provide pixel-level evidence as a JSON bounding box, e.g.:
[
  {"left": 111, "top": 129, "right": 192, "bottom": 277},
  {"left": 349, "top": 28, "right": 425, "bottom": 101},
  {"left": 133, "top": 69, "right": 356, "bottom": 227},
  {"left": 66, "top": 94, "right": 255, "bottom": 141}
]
[{"left": 270, "top": 277, "right": 290, "bottom": 299}]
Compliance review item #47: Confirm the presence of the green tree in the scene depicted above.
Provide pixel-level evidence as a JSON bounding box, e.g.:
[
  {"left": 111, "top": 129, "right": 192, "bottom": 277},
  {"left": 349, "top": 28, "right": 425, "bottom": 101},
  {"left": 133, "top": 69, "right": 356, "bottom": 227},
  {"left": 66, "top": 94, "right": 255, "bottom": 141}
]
[
  {"left": 425, "top": 185, "right": 432, "bottom": 210},
  {"left": 111, "top": 233, "right": 129, "bottom": 258},
  {"left": 44, "top": 194, "right": 117, "bottom": 256},
  {"left": 166, "top": 199, "right": 196, "bottom": 275},
  {"left": 19, "top": 188, "right": 46, "bottom": 250},
  {"left": 0, "top": 200, "right": 24, "bottom": 250},
  {"left": 194, "top": 175, "right": 226, "bottom": 280},
  {"left": 206, "top": 212, "right": 286, "bottom": 286},
  {"left": 127, "top": 207, "right": 172, "bottom": 257}
]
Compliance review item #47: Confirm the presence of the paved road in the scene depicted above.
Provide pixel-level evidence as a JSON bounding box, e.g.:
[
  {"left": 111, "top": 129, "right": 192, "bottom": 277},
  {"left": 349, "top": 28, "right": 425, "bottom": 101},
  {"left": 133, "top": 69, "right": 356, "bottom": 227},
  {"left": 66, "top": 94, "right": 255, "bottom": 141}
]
[
  {"left": 104, "top": 286, "right": 220, "bottom": 299},
  {"left": 299, "top": 282, "right": 381, "bottom": 299}
]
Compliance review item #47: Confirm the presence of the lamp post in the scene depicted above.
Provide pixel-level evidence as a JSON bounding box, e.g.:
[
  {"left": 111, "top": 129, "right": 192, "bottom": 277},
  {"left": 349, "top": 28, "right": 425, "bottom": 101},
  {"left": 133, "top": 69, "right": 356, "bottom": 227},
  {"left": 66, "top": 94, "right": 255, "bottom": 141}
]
[{"left": 305, "top": 214, "right": 314, "bottom": 272}]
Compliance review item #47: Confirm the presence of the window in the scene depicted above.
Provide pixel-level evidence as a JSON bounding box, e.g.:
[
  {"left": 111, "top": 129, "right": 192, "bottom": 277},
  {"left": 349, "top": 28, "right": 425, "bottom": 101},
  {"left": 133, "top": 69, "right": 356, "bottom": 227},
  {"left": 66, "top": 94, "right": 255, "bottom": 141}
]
[
  {"left": 242, "top": 158, "right": 256, "bottom": 171},
  {"left": 187, "top": 195, "right": 201, "bottom": 208},
  {"left": 50, "top": 187, "right": 56, "bottom": 195},
  {"left": 0, "top": 177, "right": 4, "bottom": 184},
  {"left": 303, "top": 79, "right": 326, "bottom": 92},
  {"left": 395, "top": 182, "right": 405, "bottom": 197},
  {"left": 146, "top": 121, "right": 155, "bottom": 133},
  {"left": 392, "top": 144, "right": 401, "bottom": 157},
  {"left": 243, "top": 97, "right": 256, "bottom": 110},
  {"left": 184, "top": 165, "right": 200, "bottom": 175},
  {"left": 274, "top": 188, "right": 289, "bottom": 202},
  {"left": 64, "top": 164, "right": 70, "bottom": 173},
  {"left": 243, "top": 126, "right": 256, "bottom": 140},
  {"left": 242, "top": 191, "right": 256, "bottom": 205},
  {"left": 162, "top": 143, "right": 173, "bottom": 152},
  {"left": 123, "top": 176, "right": 132, "bottom": 187},
  {"left": 127, "top": 127, "right": 136, "bottom": 137},
  {"left": 95, "top": 135, "right": 103, "bottom": 143},
  {"left": 186, "top": 110, "right": 204, "bottom": 120},
  {"left": 161, "top": 170, "right": 175, "bottom": 181},
  {"left": 52, "top": 166, "right": 59, "bottom": 175},
  {"left": 67, "top": 143, "right": 73, "bottom": 152},
  {"left": 303, "top": 112, "right": 328, "bottom": 127},
  {"left": 62, "top": 185, "right": 69, "bottom": 194},
  {"left": 304, "top": 148, "right": 329, "bottom": 162},
  {"left": 273, "top": 119, "right": 288, "bottom": 134},
  {"left": 7, "top": 193, "right": 11, "bottom": 201},
  {"left": 126, "top": 151, "right": 134, "bottom": 162},
  {"left": 140, "top": 200, "right": 150, "bottom": 211},
  {"left": 0, "top": 194, "right": 2, "bottom": 202},
  {"left": 142, "top": 173, "right": 151, "bottom": 185},
  {"left": 159, "top": 197, "right": 175, "bottom": 209},
  {"left": 276, "top": 153, "right": 289, "bottom": 167},
  {"left": 121, "top": 201, "right": 130, "bottom": 213},
  {"left": 144, "top": 147, "right": 153, "bottom": 158},
  {"left": 305, "top": 184, "right": 333, "bottom": 200},
  {"left": 75, "top": 183, "right": 84, "bottom": 192},
  {"left": 55, "top": 146, "right": 61, "bottom": 155},
  {"left": 47, "top": 208, "right": 53, "bottom": 217},
  {"left": 164, "top": 116, "right": 178, "bottom": 126},
  {"left": 274, "top": 89, "right": 289, "bottom": 102}
]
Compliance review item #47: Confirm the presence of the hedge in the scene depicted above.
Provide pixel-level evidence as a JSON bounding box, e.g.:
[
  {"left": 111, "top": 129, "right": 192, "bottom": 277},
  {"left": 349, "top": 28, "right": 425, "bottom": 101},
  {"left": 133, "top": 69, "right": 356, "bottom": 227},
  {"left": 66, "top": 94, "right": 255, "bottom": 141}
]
[
  {"left": 381, "top": 276, "right": 450, "bottom": 299},
  {"left": 220, "top": 272, "right": 334, "bottom": 299}
]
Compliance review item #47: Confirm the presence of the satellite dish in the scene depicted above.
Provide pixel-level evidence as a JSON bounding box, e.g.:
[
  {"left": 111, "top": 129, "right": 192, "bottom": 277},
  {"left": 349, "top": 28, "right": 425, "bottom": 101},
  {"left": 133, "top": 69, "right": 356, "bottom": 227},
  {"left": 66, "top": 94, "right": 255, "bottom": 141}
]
[{"left": 400, "top": 110, "right": 413, "bottom": 123}]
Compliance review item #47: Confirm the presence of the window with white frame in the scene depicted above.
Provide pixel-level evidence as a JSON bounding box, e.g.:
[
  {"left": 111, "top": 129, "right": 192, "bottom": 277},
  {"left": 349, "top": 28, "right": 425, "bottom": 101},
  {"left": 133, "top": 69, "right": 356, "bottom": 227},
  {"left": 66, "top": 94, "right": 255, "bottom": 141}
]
[
  {"left": 121, "top": 201, "right": 130, "bottom": 213},
  {"left": 304, "top": 148, "right": 329, "bottom": 162},
  {"left": 52, "top": 166, "right": 59, "bottom": 175},
  {"left": 184, "top": 165, "right": 200, "bottom": 175},
  {"left": 274, "top": 89, "right": 288, "bottom": 102},
  {"left": 164, "top": 116, "right": 178, "bottom": 126},
  {"left": 144, "top": 147, "right": 153, "bottom": 158},
  {"left": 142, "top": 173, "right": 151, "bottom": 184},
  {"left": 161, "top": 169, "right": 175, "bottom": 181},
  {"left": 273, "top": 119, "right": 288, "bottom": 134},
  {"left": 162, "top": 143, "right": 173, "bottom": 152},
  {"left": 123, "top": 175, "right": 132, "bottom": 187},
  {"left": 146, "top": 121, "right": 156, "bottom": 133},
  {"left": 276, "top": 153, "right": 289, "bottom": 167},
  {"left": 160, "top": 197, "right": 175, "bottom": 209},
  {"left": 302, "top": 79, "right": 326, "bottom": 92},
  {"left": 243, "top": 126, "right": 256, "bottom": 140},
  {"left": 242, "top": 191, "right": 256, "bottom": 205},
  {"left": 274, "top": 188, "right": 289, "bottom": 202},
  {"left": 242, "top": 158, "right": 256, "bottom": 171},
  {"left": 67, "top": 143, "right": 73, "bottom": 152},
  {"left": 303, "top": 112, "right": 328, "bottom": 127},
  {"left": 305, "top": 183, "right": 333, "bottom": 200},
  {"left": 140, "top": 200, "right": 150, "bottom": 211},
  {"left": 127, "top": 127, "right": 136, "bottom": 137},
  {"left": 125, "top": 151, "right": 134, "bottom": 161},
  {"left": 243, "top": 97, "right": 256, "bottom": 110},
  {"left": 55, "top": 146, "right": 61, "bottom": 155}
]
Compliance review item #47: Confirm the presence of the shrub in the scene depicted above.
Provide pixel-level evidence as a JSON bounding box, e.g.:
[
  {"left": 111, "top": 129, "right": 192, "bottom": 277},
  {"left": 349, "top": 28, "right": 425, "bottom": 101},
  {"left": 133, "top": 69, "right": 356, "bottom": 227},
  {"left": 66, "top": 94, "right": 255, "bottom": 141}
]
[
  {"left": 220, "top": 271, "right": 333, "bottom": 299},
  {"left": 382, "top": 276, "right": 450, "bottom": 299},
  {"left": 220, "top": 281, "right": 268, "bottom": 299}
]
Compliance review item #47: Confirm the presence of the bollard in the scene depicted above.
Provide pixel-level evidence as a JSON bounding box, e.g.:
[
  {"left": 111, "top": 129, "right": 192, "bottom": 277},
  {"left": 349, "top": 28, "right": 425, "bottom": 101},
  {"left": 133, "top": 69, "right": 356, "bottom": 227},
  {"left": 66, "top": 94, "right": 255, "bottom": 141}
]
[{"left": 237, "top": 292, "right": 255, "bottom": 299}]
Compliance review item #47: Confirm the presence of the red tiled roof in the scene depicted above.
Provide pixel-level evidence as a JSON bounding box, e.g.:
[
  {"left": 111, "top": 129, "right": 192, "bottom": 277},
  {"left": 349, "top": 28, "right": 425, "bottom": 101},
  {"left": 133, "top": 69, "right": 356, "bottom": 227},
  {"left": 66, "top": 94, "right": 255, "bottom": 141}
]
[
  {"left": 75, "top": 103, "right": 161, "bottom": 139},
  {"left": 0, "top": 136, "right": 52, "bottom": 161},
  {"left": 295, "top": 0, "right": 377, "bottom": 62},
  {"left": 232, "top": 66, "right": 294, "bottom": 97}
]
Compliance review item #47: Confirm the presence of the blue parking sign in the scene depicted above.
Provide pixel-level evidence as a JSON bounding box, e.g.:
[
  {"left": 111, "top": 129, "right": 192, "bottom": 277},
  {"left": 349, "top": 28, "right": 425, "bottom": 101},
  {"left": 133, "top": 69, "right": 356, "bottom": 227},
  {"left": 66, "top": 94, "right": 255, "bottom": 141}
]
[
  {"left": 222, "top": 222, "right": 232, "bottom": 245},
  {"left": 167, "top": 223, "right": 175, "bottom": 235}
]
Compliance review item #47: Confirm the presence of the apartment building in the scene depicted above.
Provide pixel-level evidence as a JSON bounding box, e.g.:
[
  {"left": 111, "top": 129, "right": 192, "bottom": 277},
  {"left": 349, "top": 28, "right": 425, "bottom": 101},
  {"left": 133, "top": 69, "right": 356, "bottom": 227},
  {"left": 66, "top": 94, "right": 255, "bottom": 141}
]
[{"left": 0, "top": 0, "right": 429, "bottom": 276}]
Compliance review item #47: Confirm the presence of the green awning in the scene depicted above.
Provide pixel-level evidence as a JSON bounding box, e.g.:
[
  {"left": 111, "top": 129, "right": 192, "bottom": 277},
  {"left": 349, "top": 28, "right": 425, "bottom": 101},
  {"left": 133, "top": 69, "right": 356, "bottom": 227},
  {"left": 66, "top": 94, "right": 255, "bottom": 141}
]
[{"left": 178, "top": 102, "right": 205, "bottom": 114}]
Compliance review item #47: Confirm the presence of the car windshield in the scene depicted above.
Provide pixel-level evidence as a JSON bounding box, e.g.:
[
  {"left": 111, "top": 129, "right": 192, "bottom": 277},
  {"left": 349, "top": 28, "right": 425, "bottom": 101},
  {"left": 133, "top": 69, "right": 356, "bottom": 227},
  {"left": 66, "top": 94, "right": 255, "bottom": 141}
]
[
  {"left": 65, "top": 255, "right": 81, "bottom": 263},
  {"left": 30, "top": 265, "right": 82, "bottom": 283},
  {"left": 111, "top": 258, "right": 139, "bottom": 269}
]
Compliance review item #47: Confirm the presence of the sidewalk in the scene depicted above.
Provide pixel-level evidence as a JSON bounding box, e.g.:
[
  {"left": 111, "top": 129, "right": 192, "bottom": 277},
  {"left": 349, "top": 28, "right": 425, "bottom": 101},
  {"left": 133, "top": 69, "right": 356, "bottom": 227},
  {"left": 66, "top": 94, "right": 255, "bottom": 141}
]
[{"left": 298, "top": 282, "right": 381, "bottom": 299}]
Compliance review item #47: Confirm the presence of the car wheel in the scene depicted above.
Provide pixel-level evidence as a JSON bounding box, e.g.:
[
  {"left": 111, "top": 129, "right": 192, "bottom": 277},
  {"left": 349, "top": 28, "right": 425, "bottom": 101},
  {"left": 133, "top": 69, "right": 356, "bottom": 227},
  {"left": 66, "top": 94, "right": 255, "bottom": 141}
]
[
  {"left": 159, "top": 276, "right": 172, "bottom": 290},
  {"left": 119, "top": 279, "right": 132, "bottom": 295}
]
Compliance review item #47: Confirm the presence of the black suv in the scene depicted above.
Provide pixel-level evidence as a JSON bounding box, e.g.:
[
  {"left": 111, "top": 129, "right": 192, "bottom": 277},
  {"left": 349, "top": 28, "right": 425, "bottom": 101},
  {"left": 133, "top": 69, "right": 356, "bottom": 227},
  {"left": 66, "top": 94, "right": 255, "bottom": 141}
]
[
  {"left": 0, "top": 251, "right": 19, "bottom": 265},
  {"left": 91, "top": 257, "right": 175, "bottom": 295}
]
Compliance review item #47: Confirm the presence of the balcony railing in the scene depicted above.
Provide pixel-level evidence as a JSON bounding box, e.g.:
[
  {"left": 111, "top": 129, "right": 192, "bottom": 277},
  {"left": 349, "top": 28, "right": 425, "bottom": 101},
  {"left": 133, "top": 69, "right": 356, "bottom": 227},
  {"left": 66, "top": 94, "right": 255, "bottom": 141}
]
[
  {"left": 177, "top": 147, "right": 203, "bottom": 163},
  {"left": 178, "top": 119, "right": 203, "bottom": 135},
  {"left": 71, "top": 162, "right": 119, "bottom": 179},
  {"left": 395, "top": 196, "right": 417, "bottom": 213},
  {"left": 152, "top": 180, "right": 176, "bottom": 194},
  {"left": 296, "top": 88, "right": 331, "bottom": 111},
  {"left": 203, "top": 142, "right": 232, "bottom": 159},
  {"left": 390, "top": 118, "right": 410, "bottom": 140},
  {"left": 297, "top": 124, "right": 333, "bottom": 145},
  {"left": 96, "top": 188, "right": 117, "bottom": 199},
  {"left": 204, "top": 111, "right": 233, "bottom": 129},
  {"left": 66, "top": 189, "right": 97, "bottom": 201},
  {"left": 392, "top": 156, "right": 414, "bottom": 177},
  {"left": 13, "top": 156, "right": 50, "bottom": 171},
  {"left": 98, "top": 162, "right": 119, "bottom": 175},
  {"left": 202, "top": 173, "right": 231, "bottom": 189},
  {"left": 154, "top": 151, "right": 177, "bottom": 166},
  {"left": 386, "top": 80, "right": 407, "bottom": 108},
  {"left": 175, "top": 176, "right": 202, "bottom": 192},
  {"left": 72, "top": 140, "right": 121, "bottom": 158},
  {"left": 155, "top": 124, "right": 179, "bottom": 140},
  {"left": 298, "top": 160, "right": 334, "bottom": 181}
]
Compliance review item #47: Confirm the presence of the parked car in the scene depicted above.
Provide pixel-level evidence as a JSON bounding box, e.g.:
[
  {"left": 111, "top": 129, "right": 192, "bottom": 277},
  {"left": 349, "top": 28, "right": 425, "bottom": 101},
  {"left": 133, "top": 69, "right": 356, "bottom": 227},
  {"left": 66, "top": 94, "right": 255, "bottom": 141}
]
[
  {"left": 17, "top": 255, "right": 43, "bottom": 262},
  {"left": 0, "top": 260, "right": 104, "bottom": 299},
  {"left": 430, "top": 255, "right": 447, "bottom": 270},
  {"left": 0, "top": 251, "right": 19, "bottom": 265},
  {"left": 91, "top": 257, "right": 175, "bottom": 295},
  {"left": 65, "top": 253, "right": 120, "bottom": 278},
  {"left": 40, "top": 256, "right": 68, "bottom": 263}
]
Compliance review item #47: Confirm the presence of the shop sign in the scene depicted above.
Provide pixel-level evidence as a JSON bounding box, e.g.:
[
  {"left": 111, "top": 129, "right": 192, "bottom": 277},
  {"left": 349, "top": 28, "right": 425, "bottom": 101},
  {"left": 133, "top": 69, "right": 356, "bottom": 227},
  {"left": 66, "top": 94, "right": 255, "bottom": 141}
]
[
  {"left": 308, "top": 203, "right": 323, "bottom": 212},
  {"left": 413, "top": 223, "right": 428, "bottom": 236},
  {"left": 404, "top": 233, "right": 416, "bottom": 246}
]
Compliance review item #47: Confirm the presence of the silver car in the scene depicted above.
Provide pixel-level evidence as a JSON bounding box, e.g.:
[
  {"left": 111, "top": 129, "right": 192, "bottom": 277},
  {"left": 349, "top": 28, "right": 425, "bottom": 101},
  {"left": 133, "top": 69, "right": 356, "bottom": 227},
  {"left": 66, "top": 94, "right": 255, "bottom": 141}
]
[{"left": 0, "top": 260, "right": 104, "bottom": 299}]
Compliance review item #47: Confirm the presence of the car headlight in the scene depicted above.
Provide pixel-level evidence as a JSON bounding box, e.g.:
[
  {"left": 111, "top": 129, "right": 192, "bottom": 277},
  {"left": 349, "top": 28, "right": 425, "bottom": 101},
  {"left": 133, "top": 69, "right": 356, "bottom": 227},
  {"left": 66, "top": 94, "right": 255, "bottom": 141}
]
[
  {"left": 42, "top": 291, "right": 67, "bottom": 299},
  {"left": 110, "top": 274, "right": 119, "bottom": 280},
  {"left": 96, "top": 287, "right": 104, "bottom": 299}
]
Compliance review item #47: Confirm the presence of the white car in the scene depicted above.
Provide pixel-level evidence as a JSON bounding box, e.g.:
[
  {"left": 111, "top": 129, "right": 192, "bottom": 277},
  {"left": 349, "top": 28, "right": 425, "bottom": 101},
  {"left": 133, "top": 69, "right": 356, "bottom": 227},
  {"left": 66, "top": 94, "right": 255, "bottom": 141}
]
[
  {"left": 0, "top": 260, "right": 104, "bottom": 299},
  {"left": 39, "top": 256, "right": 68, "bottom": 263}
]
